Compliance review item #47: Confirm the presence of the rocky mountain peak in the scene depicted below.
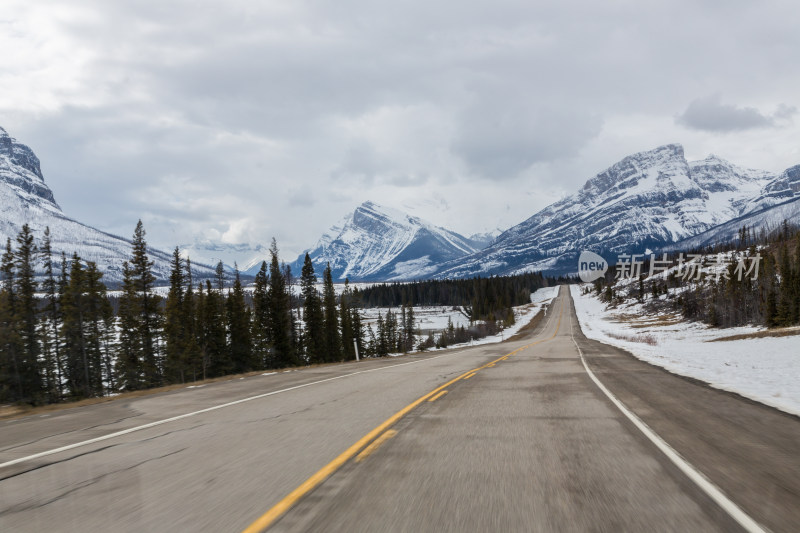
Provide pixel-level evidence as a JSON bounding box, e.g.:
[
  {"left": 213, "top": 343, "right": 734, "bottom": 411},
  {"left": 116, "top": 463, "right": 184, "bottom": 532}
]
[
  {"left": 579, "top": 143, "right": 688, "bottom": 198},
  {"left": 0, "top": 126, "right": 59, "bottom": 208}
]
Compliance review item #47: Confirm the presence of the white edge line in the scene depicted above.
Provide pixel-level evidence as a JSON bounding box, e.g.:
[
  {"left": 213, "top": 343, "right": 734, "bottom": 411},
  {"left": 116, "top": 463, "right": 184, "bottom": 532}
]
[
  {"left": 567, "top": 287, "right": 768, "bottom": 533},
  {"left": 0, "top": 350, "right": 467, "bottom": 470}
]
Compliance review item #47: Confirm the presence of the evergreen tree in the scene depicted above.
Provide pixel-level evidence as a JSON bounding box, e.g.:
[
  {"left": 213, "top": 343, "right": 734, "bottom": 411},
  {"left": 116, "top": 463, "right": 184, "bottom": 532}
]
[
  {"left": 228, "top": 267, "right": 254, "bottom": 373},
  {"left": 251, "top": 261, "right": 271, "bottom": 367},
  {"left": 195, "top": 281, "right": 211, "bottom": 379},
  {"left": 164, "top": 247, "right": 189, "bottom": 383},
  {"left": 61, "top": 255, "right": 109, "bottom": 399},
  {"left": 182, "top": 259, "right": 201, "bottom": 382},
  {"left": 321, "top": 263, "right": 341, "bottom": 362},
  {"left": 215, "top": 260, "right": 226, "bottom": 291},
  {"left": 130, "top": 221, "right": 163, "bottom": 387},
  {"left": 0, "top": 239, "right": 23, "bottom": 402},
  {"left": 267, "top": 239, "right": 295, "bottom": 367},
  {"left": 39, "top": 227, "right": 63, "bottom": 401},
  {"left": 340, "top": 279, "right": 355, "bottom": 360},
  {"left": 206, "top": 279, "right": 231, "bottom": 377},
  {"left": 83, "top": 261, "right": 112, "bottom": 395},
  {"left": 285, "top": 265, "right": 302, "bottom": 358},
  {"left": 13, "top": 225, "right": 43, "bottom": 403},
  {"left": 404, "top": 304, "right": 415, "bottom": 353},
  {"left": 117, "top": 261, "right": 142, "bottom": 391},
  {"left": 300, "top": 254, "right": 324, "bottom": 364}
]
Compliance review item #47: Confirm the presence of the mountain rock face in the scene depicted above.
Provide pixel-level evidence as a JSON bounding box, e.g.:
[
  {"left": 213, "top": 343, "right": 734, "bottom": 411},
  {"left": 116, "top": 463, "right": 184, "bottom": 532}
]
[
  {"left": 290, "top": 201, "right": 485, "bottom": 281},
  {"left": 435, "top": 144, "right": 780, "bottom": 277},
  {"left": 0, "top": 126, "right": 215, "bottom": 284},
  {"left": 667, "top": 166, "right": 800, "bottom": 251}
]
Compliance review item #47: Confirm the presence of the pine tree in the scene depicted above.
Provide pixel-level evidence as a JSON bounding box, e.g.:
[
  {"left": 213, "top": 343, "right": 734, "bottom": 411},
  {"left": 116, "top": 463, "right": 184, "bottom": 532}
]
[
  {"left": 61, "top": 254, "right": 91, "bottom": 398},
  {"left": 59, "top": 257, "right": 110, "bottom": 398},
  {"left": 182, "top": 259, "right": 201, "bottom": 382},
  {"left": 164, "top": 248, "right": 189, "bottom": 383},
  {"left": 206, "top": 279, "right": 231, "bottom": 377},
  {"left": 402, "top": 304, "right": 416, "bottom": 353},
  {"left": 350, "top": 305, "right": 364, "bottom": 360},
  {"left": 83, "top": 261, "right": 111, "bottom": 395},
  {"left": 252, "top": 261, "right": 271, "bottom": 367},
  {"left": 130, "top": 221, "right": 163, "bottom": 387},
  {"left": 776, "top": 244, "right": 793, "bottom": 326},
  {"left": 117, "top": 261, "right": 143, "bottom": 391},
  {"left": 340, "top": 279, "right": 354, "bottom": 360},
  {"left": 13, "top": 225, "right": 43, "bottom": 403},
  {"left": 215, "top": 261, "right": 226, "bottom": 291},
  {"left": 39, "top": 227, "right": 63, "bottom": 401},
  {"left": 285, "top": 265, "right": 302, "bottom": 358},
  {"left": 300, "top": 254, "right": 324, "bottom": 364},
  {"left": 376, "top": 312, "right": 387, "bottom": 356},
  {"left": 0, "top": 238, "right": 23, "bottom": 402},
  {"left": 228, "top": 267, "right": 254, "bottom": 373},
  {"left": 195, "top": 281, "right": 211, "bottom": 379},
  {"left": 322, "top": 263, "right": 341, "bottom": 362},
  {"left": 267, "top": 239, "right": 295, "bottom": 367}
]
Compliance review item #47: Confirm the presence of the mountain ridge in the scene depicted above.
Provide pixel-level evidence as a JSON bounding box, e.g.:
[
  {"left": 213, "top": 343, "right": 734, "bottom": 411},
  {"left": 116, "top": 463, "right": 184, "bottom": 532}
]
[
  {"left": 434, "top": 144, "right": 788, "bottom": 277},
  {"left": 288, "top": 200, "right": 488, "bottom": 281},
  {"left": 0, "top": 125, "right": 217, "bottom": 285}
]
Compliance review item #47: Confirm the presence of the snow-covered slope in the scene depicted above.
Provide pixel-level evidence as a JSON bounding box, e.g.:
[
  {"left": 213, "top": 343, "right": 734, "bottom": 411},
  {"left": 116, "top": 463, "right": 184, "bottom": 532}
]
[
  {"left": 0, "top": 125, "right": 216, "bottom": 284},
  {"left": 436, "top": 144, "right": 778, "bottom": 277},
  {"left": 290, "top": 201, "right": 483, "bottom": 281},
  {"left": 666, "top": 193, "right": 800, "bottom": 252}
]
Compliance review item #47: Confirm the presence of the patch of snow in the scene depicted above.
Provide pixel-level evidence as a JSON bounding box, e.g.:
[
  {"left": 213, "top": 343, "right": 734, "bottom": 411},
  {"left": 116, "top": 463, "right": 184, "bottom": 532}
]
[{"left": 571, "top": 285, "right": 800, "bottom": 416}]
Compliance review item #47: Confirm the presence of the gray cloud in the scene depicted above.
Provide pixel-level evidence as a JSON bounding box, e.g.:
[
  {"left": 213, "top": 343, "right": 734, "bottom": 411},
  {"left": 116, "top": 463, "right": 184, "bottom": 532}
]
[
  {"left": 2, "top": 0, "right": 800, "bottom": 259},
  {"left": 452, "top": 96, "right": 603, "bottom": 178},
  {"left": 677, "top": 94, "right": 797, "bottom": 132}
]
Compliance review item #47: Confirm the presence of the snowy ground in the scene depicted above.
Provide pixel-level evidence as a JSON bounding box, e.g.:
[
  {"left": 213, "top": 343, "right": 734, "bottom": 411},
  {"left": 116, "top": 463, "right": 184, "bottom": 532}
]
[
  {"left": 361, "top": 286, "right": 559, "bottom": 353},
  {"left": 570, "top": 284, "right": 800, "bottom": 416}
]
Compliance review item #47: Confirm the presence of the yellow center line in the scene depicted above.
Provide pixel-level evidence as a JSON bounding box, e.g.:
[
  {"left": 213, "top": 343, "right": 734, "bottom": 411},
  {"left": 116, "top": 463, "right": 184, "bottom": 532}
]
[
  {"left": 428, "top": 390, "right": 448, "bottom": 402},
  {"left": 463, "top": 372, "right": 477, "bottom": 380},
  {"left": 355, "top": 429, "right": 398, "bottom": 463},
  {"left": 242, "top": 289, "right": 565, "bottom": 533}
]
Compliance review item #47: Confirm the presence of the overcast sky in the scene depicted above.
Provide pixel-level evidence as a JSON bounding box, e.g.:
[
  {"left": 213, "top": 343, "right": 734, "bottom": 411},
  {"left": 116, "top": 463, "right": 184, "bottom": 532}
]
[{"left": 2, "top": 0, "right": 799, "bottom": 260}]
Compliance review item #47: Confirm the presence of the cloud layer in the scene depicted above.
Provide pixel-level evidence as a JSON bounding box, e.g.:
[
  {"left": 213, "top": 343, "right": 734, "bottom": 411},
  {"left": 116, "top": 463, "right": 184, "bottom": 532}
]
[
  {"left": 677, "top": 94, "right": 796, "bottom": 132},
  {"left": 2, "top": 0, "right": 799, "bottom": 259}
]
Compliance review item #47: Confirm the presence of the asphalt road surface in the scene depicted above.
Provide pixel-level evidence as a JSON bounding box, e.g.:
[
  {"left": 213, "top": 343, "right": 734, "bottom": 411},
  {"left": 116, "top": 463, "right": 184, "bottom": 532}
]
[{"left": 1, "top": 286, "right": 797, "bottom": 532}]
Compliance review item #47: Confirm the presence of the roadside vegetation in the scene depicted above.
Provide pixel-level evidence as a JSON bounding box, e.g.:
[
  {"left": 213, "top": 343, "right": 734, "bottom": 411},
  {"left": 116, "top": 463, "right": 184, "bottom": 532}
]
[
  {"left": 589, "top": 221, "right": 800, "bottom": 329},
  {"left": 0, "top": 222, "right": 554, "bottom": 407}
]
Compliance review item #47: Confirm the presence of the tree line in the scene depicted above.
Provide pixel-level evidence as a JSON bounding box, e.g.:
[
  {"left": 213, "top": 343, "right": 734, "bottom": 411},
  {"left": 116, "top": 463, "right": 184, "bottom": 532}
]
[
  {"left": 352, "top": 272, "right": 552, "bottom": 323},
  {"left": 1, "top": 221, "right": 553, "bottom": 407},
  {"left": 593, "top": 221, "right": 800, "bottom": 328},
  {"left": 0, "top": 222, "right": 364, "bottom": 405}
]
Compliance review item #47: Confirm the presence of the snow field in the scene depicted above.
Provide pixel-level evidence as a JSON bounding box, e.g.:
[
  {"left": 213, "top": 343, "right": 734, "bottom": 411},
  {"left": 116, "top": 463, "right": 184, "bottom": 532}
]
[{"left": 571, "top": 285, "right": 800, "bottom": 416}]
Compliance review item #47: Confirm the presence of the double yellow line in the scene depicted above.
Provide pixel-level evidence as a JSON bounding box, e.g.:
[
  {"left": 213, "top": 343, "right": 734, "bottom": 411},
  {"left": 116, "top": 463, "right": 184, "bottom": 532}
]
[{"left": 243, "top": 291, "right": 564, "bottom": 532}]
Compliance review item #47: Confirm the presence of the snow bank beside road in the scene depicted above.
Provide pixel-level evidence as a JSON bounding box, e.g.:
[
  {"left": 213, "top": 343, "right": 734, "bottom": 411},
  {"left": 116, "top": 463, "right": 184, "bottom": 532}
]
[
  {"left": 571, "top": 285, "right": 800, "bottom": 416},
  {"left": 531, "top": 285, "right": 559, "bottom": 304}
]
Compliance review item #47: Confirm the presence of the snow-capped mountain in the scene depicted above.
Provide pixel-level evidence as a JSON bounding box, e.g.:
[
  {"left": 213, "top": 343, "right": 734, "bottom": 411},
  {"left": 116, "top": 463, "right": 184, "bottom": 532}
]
[
  {"left": 0, "top": 125, "right": 216, "bottom": 285},
  {"left": 467, "top": 230, "right": 500, "bottom": 249},
  {"left": 435, "top": 144, "right": 780, "bottom": 277},
  {"left": 666, "top": 166, "right": 800, "bottom": 251},
  {"left": 290, "top": 201, "right": 485, "bottom": 281}
]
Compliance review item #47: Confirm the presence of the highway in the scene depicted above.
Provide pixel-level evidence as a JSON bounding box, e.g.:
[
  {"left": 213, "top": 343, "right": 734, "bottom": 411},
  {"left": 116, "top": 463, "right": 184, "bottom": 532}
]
[{"left": 1, "top": 286, "right": 798, "bottom": 532}]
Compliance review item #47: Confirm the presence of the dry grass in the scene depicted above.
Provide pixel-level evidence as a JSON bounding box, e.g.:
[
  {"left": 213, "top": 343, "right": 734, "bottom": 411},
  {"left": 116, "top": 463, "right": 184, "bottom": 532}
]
[
  {"left": 609, "top": 312, "right": 682, "bottom": 329},
  {"left": 629, "top": 317, "right": 684, "bottom": 328},
  {"left": 605, "top": 331, "right": 659, "bottom": 346},
  {"left": 507, "top": 307, "right": 544, "bottom": 342},
  {"left": 709, "top": 327, "right": 800, "bottom": 342}
]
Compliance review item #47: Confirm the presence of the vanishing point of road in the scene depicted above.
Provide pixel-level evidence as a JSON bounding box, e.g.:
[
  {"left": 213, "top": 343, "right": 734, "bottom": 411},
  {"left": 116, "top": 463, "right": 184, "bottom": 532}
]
[{"left": 1, "top": 286, "right": 798, "bottom": 532}]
